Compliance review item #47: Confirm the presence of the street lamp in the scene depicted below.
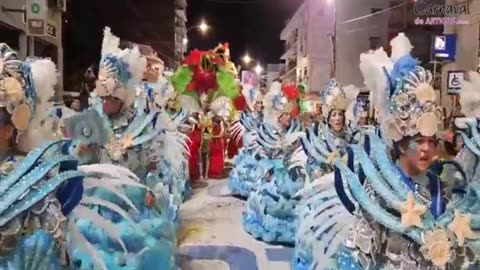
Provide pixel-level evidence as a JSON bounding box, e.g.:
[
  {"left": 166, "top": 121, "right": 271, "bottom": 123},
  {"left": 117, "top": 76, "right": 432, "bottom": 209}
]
[
  {"left": 199, "top": 21, "right": 209, "bottom": 32},
  {"left": 254, "top": 64, "right": 263, "bottom": 75},
  {"left": 242, "top": 54, "right": 252, "bottom": 65},
  {"left": 183, "top": 20, "right": 210, "bottom": 54}
]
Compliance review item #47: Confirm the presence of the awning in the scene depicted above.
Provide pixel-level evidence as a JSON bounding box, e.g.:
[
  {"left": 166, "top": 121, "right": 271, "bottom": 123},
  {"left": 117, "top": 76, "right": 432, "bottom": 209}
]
[{"left": 280, "top": 46, "right": 296, "bottom": 60}]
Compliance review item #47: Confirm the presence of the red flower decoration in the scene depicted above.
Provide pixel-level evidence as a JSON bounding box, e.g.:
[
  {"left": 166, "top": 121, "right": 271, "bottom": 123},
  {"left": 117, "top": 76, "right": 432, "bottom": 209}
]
[
  {"left": 233, "top": 95, "right": 247, "bottom": 111},
  {"left": 185, "top": 49, "right": 204, "bottom": 66},
  {"left": 192, "top": 68, "right": 217, "bottom": 94},
  {"left": 282, "top": 84, "right": 299, "bottom": 100},
  {"left": 290, "top": 104, "right": 300, "bottom": 118}
]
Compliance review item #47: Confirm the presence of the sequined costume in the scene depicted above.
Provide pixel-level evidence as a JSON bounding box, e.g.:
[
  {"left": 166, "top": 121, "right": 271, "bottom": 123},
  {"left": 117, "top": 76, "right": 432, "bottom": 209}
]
[
  {"left": 331, "top": 33, "right": 479, "bottom": 269},
  {"left": 242, "top": 82, "right": 306, "bottom": 244},
  {"left": 0, "top": 43, "right": 146, "bottom": 270},
  {"left": 228, "top": 83, "right": 265, "bottom": 198}
]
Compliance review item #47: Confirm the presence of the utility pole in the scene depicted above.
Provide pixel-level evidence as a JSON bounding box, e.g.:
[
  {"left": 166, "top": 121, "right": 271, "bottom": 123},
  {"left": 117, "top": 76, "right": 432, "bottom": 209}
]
[{"left": 329, "top": 0, "right": 337, "bottom": 78}]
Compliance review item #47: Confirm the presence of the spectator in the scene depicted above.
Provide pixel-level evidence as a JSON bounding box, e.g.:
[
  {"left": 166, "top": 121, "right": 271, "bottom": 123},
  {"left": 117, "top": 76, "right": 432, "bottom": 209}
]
[{"left": 71, "top": 99, "right": 82, "bottom": 112}]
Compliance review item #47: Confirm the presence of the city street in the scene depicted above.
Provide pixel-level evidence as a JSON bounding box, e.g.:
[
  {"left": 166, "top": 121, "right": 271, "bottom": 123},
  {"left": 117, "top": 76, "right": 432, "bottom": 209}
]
[{"left": 178, "top": 180, "right": 293, "bottom": 270}]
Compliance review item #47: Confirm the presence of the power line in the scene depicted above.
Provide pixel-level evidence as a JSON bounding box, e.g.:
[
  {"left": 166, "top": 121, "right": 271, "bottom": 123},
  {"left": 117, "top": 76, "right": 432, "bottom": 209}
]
[
  {"left": 206, "top": 0, "right": 257, "bottom": 4},
  {"left": 339, "top": 0, "right": 410, "bottom": 25}
]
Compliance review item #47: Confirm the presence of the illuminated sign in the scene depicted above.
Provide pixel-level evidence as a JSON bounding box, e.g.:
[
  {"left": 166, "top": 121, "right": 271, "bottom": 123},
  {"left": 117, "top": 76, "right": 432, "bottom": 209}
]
[{"left": 432, "top": 34, "right": 456, "bottom": 60}]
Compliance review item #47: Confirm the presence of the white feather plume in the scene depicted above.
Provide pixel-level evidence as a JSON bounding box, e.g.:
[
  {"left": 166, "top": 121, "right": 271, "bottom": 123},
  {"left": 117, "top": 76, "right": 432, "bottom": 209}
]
[
  {"left": 390, "top": 33, "right": 413, "bottom": 62},
  {"left": 101, "top": 27, "right": 121, "bottom": 56},
  {"left": 178, "top": 95, "right": 200, "bottom": 114},
  {"left": 460, "top": 71, "right": 480, "bottom": 118},
  {"left": 343, "top": 85, "right": 360, "bottom": 123},
  {"left": 121, "top": 47, "right": 147, "bottom": 108},
  {"left": 17, "top": 59, "right": 58, "bottom": 152},
  {"left": 210, "top": 96, "right": 232, "bottom": 118},
  {"left": 359, "top": 48, "right": 393, "bottom": 124}
]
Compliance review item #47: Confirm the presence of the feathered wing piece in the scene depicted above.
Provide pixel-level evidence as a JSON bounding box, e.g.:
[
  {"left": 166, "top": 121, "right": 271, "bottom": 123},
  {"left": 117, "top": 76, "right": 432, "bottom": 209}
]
[
  {"left": 67, "top": 163, "right": 149, "bottom": 270},
  {"left": 153, "top": 111, "right": 190, "bottom": 174}
]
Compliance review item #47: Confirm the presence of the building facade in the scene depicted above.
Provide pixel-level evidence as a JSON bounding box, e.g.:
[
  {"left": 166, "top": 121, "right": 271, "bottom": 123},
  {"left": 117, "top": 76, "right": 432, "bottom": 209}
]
[
  {"left": 0, "top": 0, "right": 64, "bottom": 89},
  {"left": 279, "top": 0, "right": 389, "bottom": 93},
  {"left": 266, "top": 63, "right": 285, "bottom": 88}
]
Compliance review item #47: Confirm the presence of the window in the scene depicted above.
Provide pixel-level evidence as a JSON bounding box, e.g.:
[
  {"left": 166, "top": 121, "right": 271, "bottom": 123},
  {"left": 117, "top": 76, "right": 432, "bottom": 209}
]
[{"left": 369, "top": 36, "right": 381, "bottom": 50}]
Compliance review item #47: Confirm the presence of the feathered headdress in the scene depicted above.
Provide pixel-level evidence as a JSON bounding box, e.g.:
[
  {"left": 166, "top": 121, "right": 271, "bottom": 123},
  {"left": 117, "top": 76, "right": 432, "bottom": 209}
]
[
  {"left": 170, "top": 45, "right": 240, "bottom": 107},
  {"left": 360, "top": 33, "right": 442, "bottom": 142},
  {"left": 0, "top": 44, "right": 58, "bottom": 151},
  {"left": 95, "top": 27, "right": 146, "bottom": 109},
  {"left": 139, "top": 75, "right": 176, "bottom": 109},
  {"left": 263, "top": 82, "right": 296, "bottom": 126},
  {"left": 321, "top": 79, "right": 358, "bottom": 119},
  {"left": 241, "top": 83, "right": 262, "bottom": 111}
]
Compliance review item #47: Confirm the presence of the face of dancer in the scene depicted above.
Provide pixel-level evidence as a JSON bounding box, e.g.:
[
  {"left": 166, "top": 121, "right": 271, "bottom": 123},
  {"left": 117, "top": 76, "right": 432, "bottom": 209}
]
[
  {"left": 454, "top": 135, "right": 464, "bottom": 152},
  {"left": 399, "top": 135, "right": 437, "bottom": 176},
  {"left": 329, "top": 109, "right": 345, "bottom": 132},
  {"left": 254, "top": 101, "right": 263, "bottom": 112},
  {"left": 167, "top": 98, "right": 176, "bottom": 109},
  {"left": 102, "top": 96, "right": 123, "bottom": 117},
  {"left": 358, "top": 116, "right": 368, "bottom": 127},
  {"left": 278, "top": 113, "right": 291, "bottom": 128}
]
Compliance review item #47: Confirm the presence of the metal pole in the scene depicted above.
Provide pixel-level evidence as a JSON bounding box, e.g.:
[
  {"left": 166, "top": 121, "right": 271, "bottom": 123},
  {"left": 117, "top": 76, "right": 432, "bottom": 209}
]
[{"left": 330, "top": 1, "right": 337, "bottom": 78}]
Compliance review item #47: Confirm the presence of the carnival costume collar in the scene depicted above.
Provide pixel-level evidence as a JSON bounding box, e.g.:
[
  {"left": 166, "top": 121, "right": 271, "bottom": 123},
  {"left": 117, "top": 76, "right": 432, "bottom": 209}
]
[{"left": 360, "top": 33, "right": 443, "bottom": 143}]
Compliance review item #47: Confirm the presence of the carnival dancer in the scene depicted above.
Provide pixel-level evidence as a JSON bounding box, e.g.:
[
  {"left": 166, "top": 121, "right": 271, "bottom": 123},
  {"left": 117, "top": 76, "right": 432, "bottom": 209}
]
[
  {"left": 0, "top": 43, "right": 151, "bottom": 270},
  {"left": 68, "top": 27, "right": 180, "bottom": 270},
  {"left": 454, "top": 71, "right": 480, "bottom": 183},
  {"left": 137, "top": 46, "right": 192, "bottom": 202},
  {"left": 208, "top": 97, "right": 232, "bottom": 179},
  {"left": 330, "top": 33, "right": 478, "bottom": 269},
  {"left": 170, "top": 44, "right": 241, "bottom": 181},
  {"left": 242, "top": 82, "right": 306, "bottom": 244},
  {"left": 292, "top": 79, "right": 360, "bottom": 270},
  {"left": 228, "top": 83, "right": 265, "bottom": 197}
]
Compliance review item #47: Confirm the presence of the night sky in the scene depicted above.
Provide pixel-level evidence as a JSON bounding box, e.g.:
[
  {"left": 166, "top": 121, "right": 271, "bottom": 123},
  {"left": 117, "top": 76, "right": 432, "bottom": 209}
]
[{"left": 64, "top": 0, "right": 302, "bottom": 89}]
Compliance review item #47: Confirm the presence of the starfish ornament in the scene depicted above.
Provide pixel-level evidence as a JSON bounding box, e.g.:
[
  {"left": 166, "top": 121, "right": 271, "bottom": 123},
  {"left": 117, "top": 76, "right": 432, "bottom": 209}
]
[
  {"left": 121, "top": 134, "right": 134, "bottom": 149},
  {"left": 399, "top": 193, "right": 427, "bottom": 228},
  {"left": 447, "top": 210, "right": 475, "bottom": 247},
  {"left": 326, "top": 151, "right": 338, "bottom": 165}
]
